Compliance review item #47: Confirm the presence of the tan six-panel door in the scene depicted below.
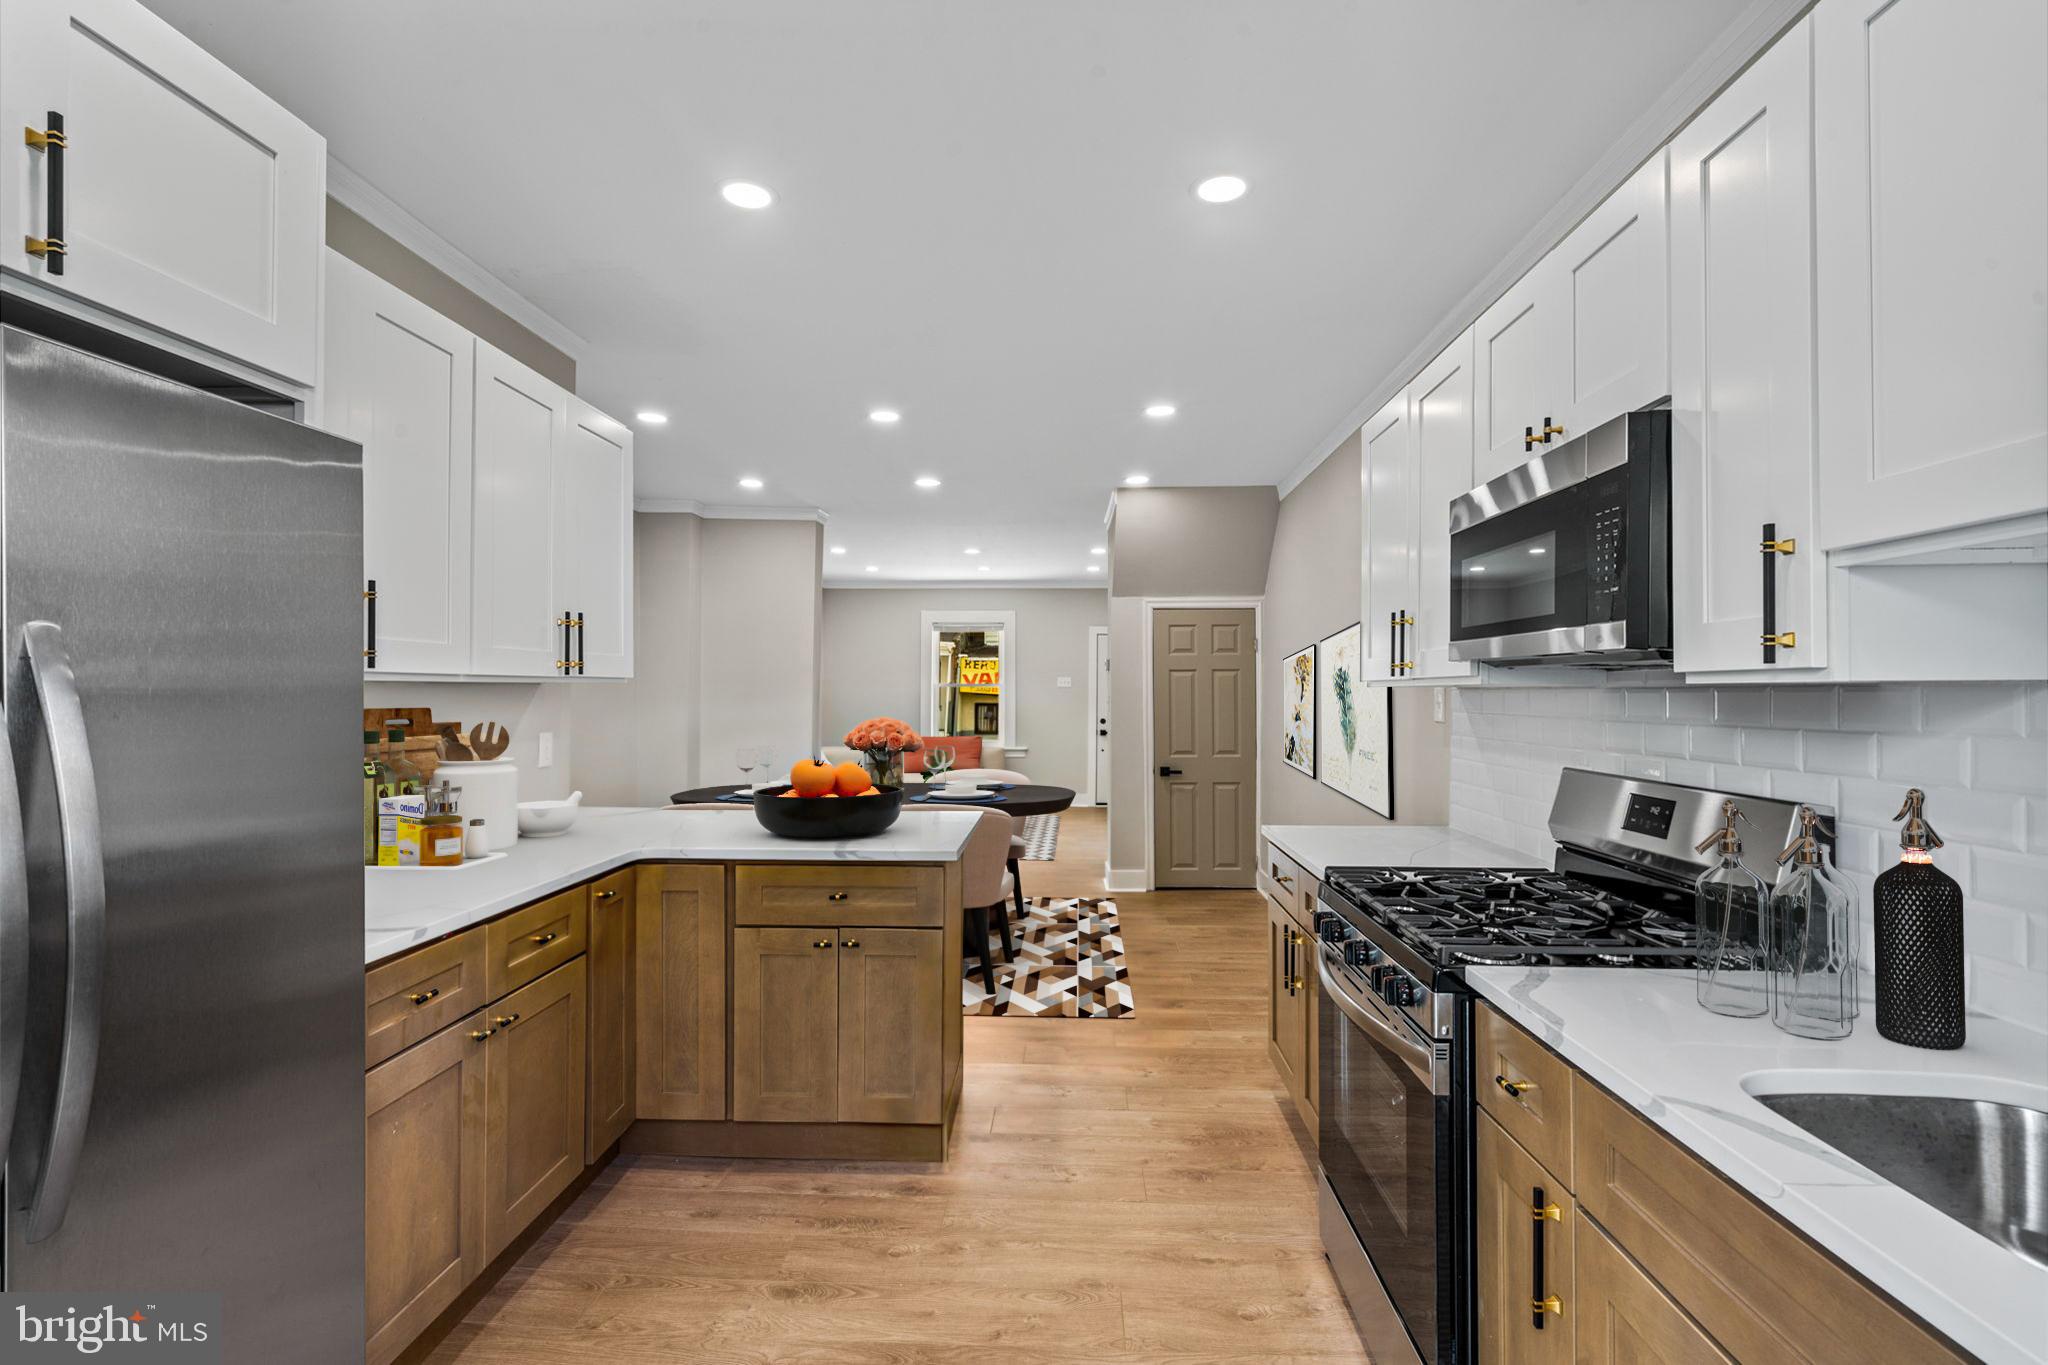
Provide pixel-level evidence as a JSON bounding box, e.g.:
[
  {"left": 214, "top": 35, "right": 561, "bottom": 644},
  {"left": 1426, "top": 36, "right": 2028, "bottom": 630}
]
[{"left": 1152, "top": 606, "right": 1258, "bottom": 888}]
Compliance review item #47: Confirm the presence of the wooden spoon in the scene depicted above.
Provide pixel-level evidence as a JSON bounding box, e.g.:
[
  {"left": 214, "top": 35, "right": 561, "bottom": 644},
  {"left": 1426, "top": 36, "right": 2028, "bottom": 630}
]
[
  {"left": 468, "top": 721, "right": 510, "bottom": 761},
  {"left": 436, "top": 722, "right": 476, "bottom": 762}
]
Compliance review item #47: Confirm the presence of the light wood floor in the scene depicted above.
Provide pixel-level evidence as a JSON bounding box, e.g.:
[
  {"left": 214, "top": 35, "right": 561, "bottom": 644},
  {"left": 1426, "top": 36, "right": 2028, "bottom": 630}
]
[{"left": 427, "top": 807, "right": 1370, "bottom": 1362}]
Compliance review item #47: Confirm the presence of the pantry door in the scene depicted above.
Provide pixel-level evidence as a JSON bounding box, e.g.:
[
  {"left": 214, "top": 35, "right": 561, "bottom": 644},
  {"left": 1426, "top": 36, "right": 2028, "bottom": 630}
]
[{"left": 1152, "top": 607, "right": 1258, "bottom": 889}]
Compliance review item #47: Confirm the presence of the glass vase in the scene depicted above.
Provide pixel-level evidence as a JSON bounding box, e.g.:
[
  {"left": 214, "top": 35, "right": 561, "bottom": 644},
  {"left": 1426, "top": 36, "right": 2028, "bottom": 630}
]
[{"left": 864, "top": 750, "right": 905, "bottom": 791}]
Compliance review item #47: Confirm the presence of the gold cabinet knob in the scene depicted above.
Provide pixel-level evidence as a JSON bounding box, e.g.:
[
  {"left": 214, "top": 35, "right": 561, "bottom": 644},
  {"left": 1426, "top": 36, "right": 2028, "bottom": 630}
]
[
  {"left": 1531, "top": 1295, "right": 1563, "bottom": 1317},
  {"left": 1287, "top": 977, "right": 1305, "bottom": 992},
  {"left": 1760, "top": 631, "right": 1798, "bottom": 649},
  {"left": 842, "top": 938, "right": 861, "bottom": 949},
  {"left": 813, "top": 939, "right": 832, "bottom": 949},
  {"left": 827, "top": 892, "right": 850, "bottom": 903},
  {"left": 1531, "top": 1201, "right": 1562, "bottom": 1222}
]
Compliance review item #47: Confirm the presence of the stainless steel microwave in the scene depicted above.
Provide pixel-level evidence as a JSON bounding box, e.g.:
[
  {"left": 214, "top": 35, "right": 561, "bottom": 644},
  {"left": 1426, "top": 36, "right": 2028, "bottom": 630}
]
[{"left": 1447, "top": 409, "right": 1670, "bottom": 666}]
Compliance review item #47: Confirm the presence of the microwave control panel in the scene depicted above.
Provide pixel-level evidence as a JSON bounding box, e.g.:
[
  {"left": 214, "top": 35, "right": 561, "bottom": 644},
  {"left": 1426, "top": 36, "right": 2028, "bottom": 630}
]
[{"left": 1587, "top": 467, "right": 1629, "bottom": 620}]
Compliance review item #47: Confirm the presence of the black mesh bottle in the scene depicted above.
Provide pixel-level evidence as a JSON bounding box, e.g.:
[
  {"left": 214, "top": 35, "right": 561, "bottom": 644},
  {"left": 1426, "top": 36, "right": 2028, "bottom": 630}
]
[{"left": 1872, "top": 788, "right": 1965, "bottom": 1050}]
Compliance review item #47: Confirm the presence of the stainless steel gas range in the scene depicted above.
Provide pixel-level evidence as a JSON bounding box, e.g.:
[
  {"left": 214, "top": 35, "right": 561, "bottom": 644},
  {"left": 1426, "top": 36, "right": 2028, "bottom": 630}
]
[{"left": 1311, "top": 768, "right": 1823, "bottom": 1365}]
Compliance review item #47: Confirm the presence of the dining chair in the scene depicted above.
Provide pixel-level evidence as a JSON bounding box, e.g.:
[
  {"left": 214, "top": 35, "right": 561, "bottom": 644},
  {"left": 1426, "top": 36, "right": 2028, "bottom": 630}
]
[{"left": 958, "top": 806, "right": 1017, "bottom": 995}]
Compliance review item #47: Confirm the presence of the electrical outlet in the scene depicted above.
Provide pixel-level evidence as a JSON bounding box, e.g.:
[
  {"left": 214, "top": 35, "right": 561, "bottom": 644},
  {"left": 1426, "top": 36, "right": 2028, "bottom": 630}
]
[
  {"left": 537, "top": 731, "right": 554, "bottom": 768},
  {"left": 1055, "top": 675, "right": 1072, "bottom": 688},
  {"left": 1432, "top": 687, "right": 1446, "bottom": 724}
]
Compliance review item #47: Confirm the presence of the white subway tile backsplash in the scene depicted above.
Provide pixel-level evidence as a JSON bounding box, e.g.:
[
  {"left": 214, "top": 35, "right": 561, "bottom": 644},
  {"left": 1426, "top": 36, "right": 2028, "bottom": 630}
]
[{"left": 1448, "top": 681, "right": 2048, "bottom": 1030}]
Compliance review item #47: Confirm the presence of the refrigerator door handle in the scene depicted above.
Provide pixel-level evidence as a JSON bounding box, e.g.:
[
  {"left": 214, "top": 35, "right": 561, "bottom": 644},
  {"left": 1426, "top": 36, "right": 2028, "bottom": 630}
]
[
  {"left": 0, "top": 637, "right": 28, "bottom": 1157},
  {"left": 12, "top": 621, "right": 106, "bottom": 1243}
]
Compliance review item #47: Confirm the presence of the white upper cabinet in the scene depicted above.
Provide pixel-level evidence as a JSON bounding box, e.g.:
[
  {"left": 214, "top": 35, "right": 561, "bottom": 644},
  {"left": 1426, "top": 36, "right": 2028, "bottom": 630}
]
[
  {"left": 1471, "top": 261, "right": 1565, "bottom": 487},
  {"left": 1553, "top": 152, "right": 1669, "bottom": 445},
  {"left": 471, "top": 340, "right": 568, "bottom": 678},
  {"left": 1407, "top": 328, "right": 1479, "bottom": 681},
  {"left": 556, "top": 399, "right": 634, "bottom": 678},
  {"left": 1361, "top": 390, "right": 1414, "bottom": 682},
  {"left": 322, "top": 254, "right": 475, "bottom": 676},
  {"left": 0, "top": 0, "right": 323, "bottom": 385},
  {"left": 1470, "top": 153, "right": 1669, "bottom": 490},
  {"left": 1814, "top": 0, "right": 2048, "bottom": 549},
  {"left": 1670, "top": 19, "right": 1827, "bottom": 676}
]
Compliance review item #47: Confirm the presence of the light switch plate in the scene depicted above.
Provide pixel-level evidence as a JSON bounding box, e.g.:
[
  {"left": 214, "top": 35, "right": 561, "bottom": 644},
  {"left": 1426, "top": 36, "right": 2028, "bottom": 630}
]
[
  {"left": 1433, "top": 688, "right": 1446, "bottom": 723},
  {"left": 537, "top": 731, "right": 554, "bottom": 768},
  {"left": 1056, "top": 675, "right": 1072, "bottom": 688}
]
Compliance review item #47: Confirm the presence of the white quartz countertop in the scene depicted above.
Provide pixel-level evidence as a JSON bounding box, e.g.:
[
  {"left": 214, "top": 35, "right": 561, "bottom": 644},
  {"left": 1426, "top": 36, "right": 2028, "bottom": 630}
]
[
  {"left": 1467, "top": 966, "right": 2048, "bottom": 1365},
  {"left": 365, "top": 805, "right": 978, "bottom": 967},
  {"left": 1259, "top": 823, "right": 1535, "bottom": 880}
]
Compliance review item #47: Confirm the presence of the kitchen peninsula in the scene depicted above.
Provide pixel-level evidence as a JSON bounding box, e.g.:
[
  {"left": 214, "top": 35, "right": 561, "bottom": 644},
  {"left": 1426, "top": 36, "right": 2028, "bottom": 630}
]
[{"left": 363, "top": 806, "right": 977, "bottom": 1364}]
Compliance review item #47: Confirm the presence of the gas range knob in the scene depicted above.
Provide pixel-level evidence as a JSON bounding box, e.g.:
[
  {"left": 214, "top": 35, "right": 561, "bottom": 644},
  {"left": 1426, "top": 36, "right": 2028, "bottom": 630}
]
[{"left": 1342, "top": 939, "right": 1373, "bottom": 968}]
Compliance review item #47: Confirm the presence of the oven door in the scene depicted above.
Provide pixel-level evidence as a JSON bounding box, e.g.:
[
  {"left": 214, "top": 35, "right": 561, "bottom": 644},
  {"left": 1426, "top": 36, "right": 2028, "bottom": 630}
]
[
  {"left": 1317, "top": 946, "right": 1452, "bottom": 1365},
  {"left": 1447, "top": 479, "right": 1592, "bottom": 661}
]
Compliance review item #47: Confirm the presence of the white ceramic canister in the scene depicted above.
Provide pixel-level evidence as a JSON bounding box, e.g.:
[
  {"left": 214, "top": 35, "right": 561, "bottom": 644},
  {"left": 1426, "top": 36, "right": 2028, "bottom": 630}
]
[{"left": 435, "top": 758, "right": 520, "bottom": 852}]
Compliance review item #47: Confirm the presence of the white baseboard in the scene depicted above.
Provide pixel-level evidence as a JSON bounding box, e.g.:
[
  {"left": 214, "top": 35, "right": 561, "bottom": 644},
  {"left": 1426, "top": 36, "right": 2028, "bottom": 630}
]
[{"left": 1103, "top": 865, "right": 1149, "bottom": 894}]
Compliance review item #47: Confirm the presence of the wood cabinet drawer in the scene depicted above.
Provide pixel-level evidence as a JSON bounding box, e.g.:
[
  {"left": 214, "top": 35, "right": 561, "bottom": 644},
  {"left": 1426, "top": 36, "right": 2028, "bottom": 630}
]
[
  {"left": 1258, "top": 845, "right": 1316, "bottom": 929},
  {"left": 365, "top": 929, "right": 487, "bottom": 1068},
  {"left": 1476, "top": 1002, "right": 1575, "bottom": 1183},
  {"left": 1572, "top": 1073, "right": 1965, "bottom": 1364},
  {"left": 735, "top": 864, "right": 944, "bottom": 928},
  {"left": 1575, "top": 1212, "right": 1731, "bottom": 1365},
  {"left": 485, "top": 889, "right": 588, "bottom": 1001}
]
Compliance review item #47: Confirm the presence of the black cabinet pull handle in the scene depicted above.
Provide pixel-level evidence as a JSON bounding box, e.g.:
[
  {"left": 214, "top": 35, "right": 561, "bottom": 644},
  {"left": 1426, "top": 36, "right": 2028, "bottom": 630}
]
[
  {"left": 1282, "top": 920, "right": 1294, "bottom": 996},
  {"left": 1531, "top": 1184, "right": 1560, "bottom": 1328},
  {"left": 529, "top": 931, "right": 557, "bottom": 946},
  {"left": 363, "top": 579, "right": 377, "bottom": 667},
  {"left": 406, "top": 987, "right": 439, "bottom": 1006},
  {"left": 24, "top": 112, "right": 65, "bottom": 274},
  {"left": 575, "top": 610, "right": 586, "bottom": 674},
  {"left": 1760, "top": 521, "right": 1799, "bottom": 663},
  {"left": 827, "top": 892, "right": 849, "bottom": 903},
  {"left": 1524, "top": 423, "right": 1538, "bottom": 453}
]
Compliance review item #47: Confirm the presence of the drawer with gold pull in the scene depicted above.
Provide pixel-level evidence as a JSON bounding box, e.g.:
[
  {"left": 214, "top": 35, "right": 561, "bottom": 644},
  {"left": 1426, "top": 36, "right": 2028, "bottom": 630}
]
[
  {"left": 484, "top": 888, "right": 588, "bottom": 1001},
  {"left": 365, "top": 928, "right": 486, "bottom": 1068},
  {"left": 734, "top": 864, "right": 944, "bottom": 927},
  {"left": 1476, "top": 1000, "right": 1575, "bottom": 1183}
]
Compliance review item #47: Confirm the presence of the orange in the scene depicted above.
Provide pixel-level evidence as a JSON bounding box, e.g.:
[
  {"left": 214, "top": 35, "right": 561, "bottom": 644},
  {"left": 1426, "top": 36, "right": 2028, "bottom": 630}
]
[
  {"left": 778, "top": 790, "right": 802, "bottom": 799},
  {"left": 832, "top": 761, "right": 873, "bottom": 797},
  {"left": 789, "top": 758, "right": 836, "bottom": 798}
]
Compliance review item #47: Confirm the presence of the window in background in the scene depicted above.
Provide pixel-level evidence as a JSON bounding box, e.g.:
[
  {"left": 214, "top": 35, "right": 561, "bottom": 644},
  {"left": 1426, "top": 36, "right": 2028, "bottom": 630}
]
[{"left": 920, "top": 610, "right": 1017, "bottom": 750}]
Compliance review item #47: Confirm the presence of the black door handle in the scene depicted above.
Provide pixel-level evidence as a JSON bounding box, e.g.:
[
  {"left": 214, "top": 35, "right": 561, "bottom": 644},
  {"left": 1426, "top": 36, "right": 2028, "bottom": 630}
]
[{"left": 1158, "top": 766, "right": 1183, "bottom": 778}]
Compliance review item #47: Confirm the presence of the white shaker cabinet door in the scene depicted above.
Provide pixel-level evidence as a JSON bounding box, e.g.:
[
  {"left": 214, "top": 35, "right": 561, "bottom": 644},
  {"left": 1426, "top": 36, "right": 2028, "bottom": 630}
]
[
  {"left": 0, "top": 0, "right": 323, "bottom": 384},
  {"left": 1471, "top": 256, "right": 1566, "bottom": 487},
  {"left": 556, "top": 399, "right": 635, "bottom": 679},
  {"left": 1361, "top": 389, "right": 1415, "bottom": 682},
  {"left": 1670, "top": 20, "right": 1826, "bottom": 675},
  {"left": 1408, "top": 327, "right": 1479, "bottom": 681},
  {"left": 322, "top": 254, "right": 476, "bottom": 677},
  {"left": 471, "top": 340, "right": 566, "bottom": 677},
  {"left": 1814, "top": 0, "right": 2048, "bottom": 549},
  {"left": 1555, "top": 151, "right": 1670, "bottom": 440}
]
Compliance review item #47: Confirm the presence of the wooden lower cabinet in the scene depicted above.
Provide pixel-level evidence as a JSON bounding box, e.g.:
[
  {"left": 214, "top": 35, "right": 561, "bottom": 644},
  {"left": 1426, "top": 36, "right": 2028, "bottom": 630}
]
[
  {"left": 634, "top": 864, "right": 728, "bottom": 1120},
  {"left": 838, "top": 927, "right": 943, "bottom": 1123},
  {"left": 1476, "top": 1112, "right": 1575, "bottom": 1365},
  {"left": 732, "top": 926, "right": 841, "bottom": 1122},
  {"left": 1265, "top": 893, "right": 1308, "bottom": 1106},
  {"left": 365, "top": 1009, "right": 488, "bottom": 1365},
  {"left": 585, "top": 869, "right": 635, "bottom": 1159},
  {"left": 1575, "top": 1216, "right": 1731, "bottom": 1365},
  {"left": 483, "top": 959, "right": 586, "bottom": 1261}
]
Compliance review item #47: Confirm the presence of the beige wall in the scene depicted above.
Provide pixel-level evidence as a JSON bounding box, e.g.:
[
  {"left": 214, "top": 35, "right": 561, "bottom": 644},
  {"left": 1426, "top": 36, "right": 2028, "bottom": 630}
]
[
  {"left": 325, "top": 198, "right": 576, "bottom": 391},
  {"left": 1104, "top": 486, "right": 1280, "bottom": 882},
  {"left": 820, "top": 588, "right": 1109, "bottom": 793},
  {"left": 1260, "top": 436, "right": 1449, "bottom": 827}
]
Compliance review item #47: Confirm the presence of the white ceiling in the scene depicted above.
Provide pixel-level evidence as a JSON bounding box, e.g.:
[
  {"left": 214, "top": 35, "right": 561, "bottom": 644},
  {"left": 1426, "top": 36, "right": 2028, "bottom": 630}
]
[{"left": 145, "top": 0, "right": 1750, "bottom": 585}]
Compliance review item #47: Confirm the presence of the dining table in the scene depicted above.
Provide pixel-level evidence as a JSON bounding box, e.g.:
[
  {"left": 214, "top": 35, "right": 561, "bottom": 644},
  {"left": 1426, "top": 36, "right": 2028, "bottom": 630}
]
[{"left": 667, "top": 780, "right": 1078, "bottom": 819}]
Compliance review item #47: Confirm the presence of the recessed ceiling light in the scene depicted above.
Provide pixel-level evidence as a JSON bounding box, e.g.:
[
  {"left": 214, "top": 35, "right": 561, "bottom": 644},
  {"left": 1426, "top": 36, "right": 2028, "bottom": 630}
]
[
  {"left": 1528, "top": 546, "right": 1548, "bottom": 555},
  {"left": 1194, "top": 175, "right": 1248, "bottom": 204},
  {"left": 635, "top": 411, "right": 669, "bottom": 425},
  {"left": 869, "top": 408, "right": 901, "bottom": 425},
  {"left": 1144, "top": 403, "right": 1177, "bottom": 419},
  {"left": 1124, "top": 473, "right": 1151, "bottom": 486},
  {"left": 864, "top": 564, "right": 879, "bottom": 573},
  {"left": 737, "top": 476, "right": 764, "bottom": 490},
  {"left": 1090, "top": 546, "right": 1107, "bottom": 556},
  {"left": 1471, "top": 565, "right": 1488, "bottom": 573},
  {"left": 720, "top": 181, "right": 773, "bottom": 209},
  {"left": 1086, "top": 565, "right": 1102, "bottom": 573},
  {"left": 829, "top": 545, "right": 847, "bottom": 555},
  {"left": 963, "top": 547, "right": 981, "bottom": 555},
  {"left": 914, "top": 475, "right": 941, "bottom": 489},
  {"left": 977, "top": 565, "right": 991, "bottom": 573}
]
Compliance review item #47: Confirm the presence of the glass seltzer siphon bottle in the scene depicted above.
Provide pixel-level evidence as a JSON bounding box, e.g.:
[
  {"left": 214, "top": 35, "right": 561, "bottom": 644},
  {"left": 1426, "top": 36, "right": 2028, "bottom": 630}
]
[
  {"left": 1695, "top": 799, "right": 1771, "bottom": 1018},
  {"left": 1770, "top": 806, "right": 1854, "bottom": 1040}
]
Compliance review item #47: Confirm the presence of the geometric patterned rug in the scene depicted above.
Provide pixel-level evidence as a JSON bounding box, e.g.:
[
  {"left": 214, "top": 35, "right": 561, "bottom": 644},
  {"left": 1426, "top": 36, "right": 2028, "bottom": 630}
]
[
  {"left": 1015, "top": 811, "right": 1061, "bottom": 860},
  {"left": 962, "top": 896, "right": 1133, "bottom": 1017}
]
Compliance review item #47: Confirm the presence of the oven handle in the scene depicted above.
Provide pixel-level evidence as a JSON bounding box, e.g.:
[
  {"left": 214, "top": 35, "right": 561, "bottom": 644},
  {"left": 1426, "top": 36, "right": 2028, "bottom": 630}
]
[{"left": 1317, "top": 948, "right": 1433, "bottom": 1089}]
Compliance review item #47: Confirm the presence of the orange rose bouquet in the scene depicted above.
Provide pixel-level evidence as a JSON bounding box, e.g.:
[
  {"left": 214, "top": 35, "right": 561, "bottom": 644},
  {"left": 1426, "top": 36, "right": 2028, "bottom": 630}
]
[{"left": 843, "top": 717, "right": 922, "bottom": 790}]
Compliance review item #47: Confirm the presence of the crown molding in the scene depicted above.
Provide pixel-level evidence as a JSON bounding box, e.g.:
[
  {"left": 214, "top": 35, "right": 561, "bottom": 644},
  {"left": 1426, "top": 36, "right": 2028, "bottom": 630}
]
[
  {"left": 1278, "top": 0, "right": 1812, "bottom": 501},
  {"left": 634, "top": 497, "right": 830, "bottom": 523},
  {"left": 326, "top": 157, "right": 589, "bottom": 362}
]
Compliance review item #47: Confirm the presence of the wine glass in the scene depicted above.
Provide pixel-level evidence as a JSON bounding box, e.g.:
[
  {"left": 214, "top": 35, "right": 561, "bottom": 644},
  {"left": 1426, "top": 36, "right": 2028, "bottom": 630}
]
[
  {"left": 924, "top": 745, "right": 955, "bottom": 784},
  {"left": 735, "top": 745, "right": 762, "bottom": 789}
]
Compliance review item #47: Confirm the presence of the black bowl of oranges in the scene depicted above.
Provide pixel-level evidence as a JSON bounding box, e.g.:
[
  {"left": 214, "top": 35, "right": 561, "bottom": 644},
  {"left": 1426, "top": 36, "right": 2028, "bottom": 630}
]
[{"left": 752, "top": 759, "right": 904, "bottom": 840}]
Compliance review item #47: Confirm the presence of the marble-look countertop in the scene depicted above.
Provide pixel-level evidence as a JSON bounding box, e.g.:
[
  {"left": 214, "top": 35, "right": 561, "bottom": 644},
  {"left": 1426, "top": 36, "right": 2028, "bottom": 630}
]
[
  {"left": 1259, "top": 823, "right": 1536, "bottom": 881},
  {"left": 365, "top": 806, "right": 979, "bottom": 967},
  {"left": 1468, "top": 966, "right": 2048, "bottom": 1365}
]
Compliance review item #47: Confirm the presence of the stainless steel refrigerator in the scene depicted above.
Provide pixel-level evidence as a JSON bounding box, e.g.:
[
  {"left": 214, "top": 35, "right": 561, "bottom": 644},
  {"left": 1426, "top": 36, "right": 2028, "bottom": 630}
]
[{"left": 0, "top": 325, "right": 364, "bottom": 1357}]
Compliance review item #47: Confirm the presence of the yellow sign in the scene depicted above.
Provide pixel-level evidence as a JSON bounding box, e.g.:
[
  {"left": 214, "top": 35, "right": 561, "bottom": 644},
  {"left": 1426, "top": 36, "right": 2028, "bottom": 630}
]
[{"left": 958, "top": 655, "right": 1000, "bottom": 692}]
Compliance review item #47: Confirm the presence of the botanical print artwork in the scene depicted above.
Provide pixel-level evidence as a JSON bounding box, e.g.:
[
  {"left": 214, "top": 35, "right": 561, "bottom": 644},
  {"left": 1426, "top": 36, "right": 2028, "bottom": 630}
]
[
  {"left": 1317, "top": 622, "right": 1393, "bottom": 818},
  {"left": 1282, "top": 644, "right": 1316, "bottom": 776}
]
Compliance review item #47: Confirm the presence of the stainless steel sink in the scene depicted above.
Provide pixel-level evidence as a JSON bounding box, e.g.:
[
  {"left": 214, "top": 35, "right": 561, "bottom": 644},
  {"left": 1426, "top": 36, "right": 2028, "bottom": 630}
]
[{"left": 1756, "top": 1093, "right": 2048, "bottom": 1267}]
